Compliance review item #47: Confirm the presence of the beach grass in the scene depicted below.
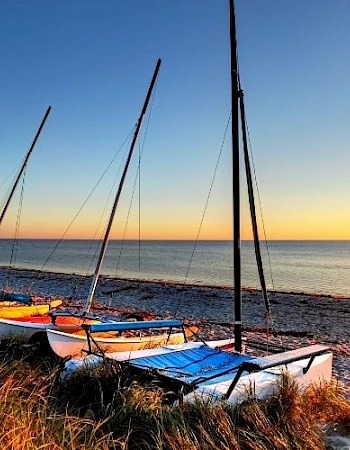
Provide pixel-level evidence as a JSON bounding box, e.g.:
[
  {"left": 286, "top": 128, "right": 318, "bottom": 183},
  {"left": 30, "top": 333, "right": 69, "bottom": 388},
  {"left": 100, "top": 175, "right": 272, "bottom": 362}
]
[{"left": 0, "top": 339, "right": 348, "bottom": 449}]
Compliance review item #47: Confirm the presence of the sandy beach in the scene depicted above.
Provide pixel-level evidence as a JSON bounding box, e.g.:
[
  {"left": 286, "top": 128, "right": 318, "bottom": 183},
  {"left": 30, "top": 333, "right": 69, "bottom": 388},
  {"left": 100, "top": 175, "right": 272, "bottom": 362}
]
[{"left": 1, "top": 267, "right": 349, "bottom": 386}]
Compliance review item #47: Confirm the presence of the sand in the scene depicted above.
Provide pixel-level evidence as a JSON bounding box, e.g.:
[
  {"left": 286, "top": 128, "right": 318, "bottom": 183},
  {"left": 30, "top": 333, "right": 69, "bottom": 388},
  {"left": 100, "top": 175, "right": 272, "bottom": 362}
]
[{"left": 1, "top": 266, "right": 349, "bottom": 386}]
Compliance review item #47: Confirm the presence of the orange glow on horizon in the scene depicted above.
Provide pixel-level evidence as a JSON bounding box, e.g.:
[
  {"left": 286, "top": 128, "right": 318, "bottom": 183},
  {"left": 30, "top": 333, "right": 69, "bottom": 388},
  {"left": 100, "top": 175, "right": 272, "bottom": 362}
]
[
  {"left": 2, "top": 221, "right": 350, "bottom": 241},
  {"left": 2, "top": 202, "right": 350, "bottom": 241}
]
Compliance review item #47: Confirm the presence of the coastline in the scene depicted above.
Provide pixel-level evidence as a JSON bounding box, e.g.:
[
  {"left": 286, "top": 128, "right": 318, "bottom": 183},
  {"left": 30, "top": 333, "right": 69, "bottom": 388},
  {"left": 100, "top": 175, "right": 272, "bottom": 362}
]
[
  {"left": 3, "top": 264, "right": 350, "bottom": 300},
  {"left": 1, "top": 266, "right": 349, "bottom": 386}
]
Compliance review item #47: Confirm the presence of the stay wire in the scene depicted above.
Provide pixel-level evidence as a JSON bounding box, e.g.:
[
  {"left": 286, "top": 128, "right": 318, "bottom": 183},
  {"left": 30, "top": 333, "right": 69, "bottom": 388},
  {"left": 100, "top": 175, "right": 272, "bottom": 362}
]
[
  {"left": 0, "top": 172, "right": 17, "bottom": 214},
  {"left": 172, "top": 114, "right": 232, "bottom": 318},
  {"left": 236, "top": 47, "right": 279, "bottom": 350},
  {"left": 69, "top": 134, "right": 136, "bottom": 301},
  {"left": 138, "top": 134, "right": 141, "bottom": 284},
  {"left": 244, "top": 116, "right": 276, "bottom": 295},
  {"left": 138, "top": 78, "right": 157, "bottom": 287},
  {"left": 0, "top": 151, "right": 27, "bottom": 210},
  {"left": 86, "top": 133, "right": 135, "bottom": 274},
  {"left": 236, "top": 61, "right": 272, "bottom": 303},
  {"left": 113, "top": 77, "right": 157, "bottom": 285},
  {"left": 110, "top": 131, "right": 144, "bottom": 299},
  {"left": 238, "top": 75, "right": 285, "bottom": 351},
  {"left": 107, "top": 77, "right": 161, "bottom": 315},
  {"left": 28, "top": 128, "right": 135, "bottom": 292},
  {"left": 7, "top": 169, "right": 26, "bottom": 289},
  {"left": 0, "top": 168, "right": 17, "bottom": 194}
]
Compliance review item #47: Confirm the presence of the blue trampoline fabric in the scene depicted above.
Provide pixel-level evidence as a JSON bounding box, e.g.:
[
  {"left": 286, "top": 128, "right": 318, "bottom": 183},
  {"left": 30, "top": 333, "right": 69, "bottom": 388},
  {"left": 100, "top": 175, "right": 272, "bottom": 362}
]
[{"left": 128, "top": 345, "right": 253, "bottom": 385}]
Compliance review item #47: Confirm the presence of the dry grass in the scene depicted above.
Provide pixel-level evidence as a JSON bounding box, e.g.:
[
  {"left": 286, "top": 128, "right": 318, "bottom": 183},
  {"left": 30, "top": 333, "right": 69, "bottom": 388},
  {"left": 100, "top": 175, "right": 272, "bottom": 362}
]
[
  {"left": 302, "top": 380, "right": 350, "bottom": 437},
  {"left": 0, "top": 339, "right": 348, "bottom": 449}
]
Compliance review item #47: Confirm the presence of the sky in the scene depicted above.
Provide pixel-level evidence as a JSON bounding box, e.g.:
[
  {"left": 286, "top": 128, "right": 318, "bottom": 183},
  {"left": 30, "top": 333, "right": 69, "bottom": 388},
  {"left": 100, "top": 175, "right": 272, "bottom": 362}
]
[{"left": 1, "top": 0, "right": 350, "bottom": 241}]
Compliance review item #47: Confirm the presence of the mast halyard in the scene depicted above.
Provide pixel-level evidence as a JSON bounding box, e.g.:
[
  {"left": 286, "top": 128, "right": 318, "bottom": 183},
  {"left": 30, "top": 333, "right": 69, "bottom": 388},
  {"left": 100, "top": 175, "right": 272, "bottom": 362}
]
[
  {"left": 0, "top": 106, "right": 52, "bottom": 226},
  {"left": 229, "top": 0, "right": 242, "bottom": 352},
  {"left": 83, "top": 58, "right": 162, "bottom": 314}
]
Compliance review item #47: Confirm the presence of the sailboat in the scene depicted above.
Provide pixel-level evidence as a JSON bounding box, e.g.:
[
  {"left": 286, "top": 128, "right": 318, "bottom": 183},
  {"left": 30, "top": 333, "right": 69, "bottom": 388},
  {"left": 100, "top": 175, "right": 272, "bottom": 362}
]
[
  {"left": 0, "top": 106, "right": 63, "bottom": 318},
  {"left": 0, "top": 295, "right": 62, "bottom": 319},
  {"left": 60, "top": 0, "right": 333, "bottom": 405},
  {"left": 0, "top": 60, "right": 194, "bottom": 351}
]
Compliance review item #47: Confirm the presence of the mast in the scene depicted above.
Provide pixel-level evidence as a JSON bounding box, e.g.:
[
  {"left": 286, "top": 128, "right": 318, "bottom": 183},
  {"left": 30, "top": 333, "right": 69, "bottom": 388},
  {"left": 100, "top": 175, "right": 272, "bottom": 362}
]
[
  {"left": 83, "top": 58, "right": 162, "bottom": 314},
  {"left": 0, "top": 106, "right": 52, "bottom": 225},
  {"left": 230, "top": 0, "right": 242, "bottom": 352}
]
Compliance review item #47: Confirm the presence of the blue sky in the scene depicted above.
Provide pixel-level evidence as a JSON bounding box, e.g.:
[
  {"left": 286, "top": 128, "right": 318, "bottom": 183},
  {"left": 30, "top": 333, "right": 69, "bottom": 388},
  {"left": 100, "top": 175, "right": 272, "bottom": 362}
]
[{"left": 1, "top": 0, "right": 350, "bottom": 240}]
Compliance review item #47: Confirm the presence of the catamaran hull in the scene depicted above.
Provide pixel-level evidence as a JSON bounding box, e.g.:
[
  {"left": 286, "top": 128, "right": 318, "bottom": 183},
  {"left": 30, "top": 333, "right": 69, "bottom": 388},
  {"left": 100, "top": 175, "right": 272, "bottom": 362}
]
[
  {"left": 60, "top": 340, "right": 236, "bottom": 379},
  {"left": 186, "top": 352, "right": 333, "bottom": 405},
  {"left": 60, "top": 342, "right": 332, "bottom": 408},
  {"left": 47, "top": 328, "right": 191, "bottom": 358}
]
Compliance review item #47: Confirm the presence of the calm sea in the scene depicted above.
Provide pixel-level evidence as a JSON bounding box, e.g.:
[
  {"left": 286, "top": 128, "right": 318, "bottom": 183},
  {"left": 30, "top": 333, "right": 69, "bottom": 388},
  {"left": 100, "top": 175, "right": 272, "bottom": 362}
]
[{"left": 0, "top": 239, "right": 349, "bottom": 297}]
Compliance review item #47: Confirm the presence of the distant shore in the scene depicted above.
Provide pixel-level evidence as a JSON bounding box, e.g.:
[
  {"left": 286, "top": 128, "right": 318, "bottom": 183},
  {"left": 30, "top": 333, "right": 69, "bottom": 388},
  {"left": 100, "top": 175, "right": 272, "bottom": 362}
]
[{"left": 1, "top": 266, "right": 349, "bottom": 385}]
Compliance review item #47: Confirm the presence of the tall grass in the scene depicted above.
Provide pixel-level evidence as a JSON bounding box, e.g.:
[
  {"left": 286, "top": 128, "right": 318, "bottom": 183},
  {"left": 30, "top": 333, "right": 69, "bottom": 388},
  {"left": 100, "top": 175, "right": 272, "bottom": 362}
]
[{"left": 0, "top": 339, "right": 348, "bottom": 449}]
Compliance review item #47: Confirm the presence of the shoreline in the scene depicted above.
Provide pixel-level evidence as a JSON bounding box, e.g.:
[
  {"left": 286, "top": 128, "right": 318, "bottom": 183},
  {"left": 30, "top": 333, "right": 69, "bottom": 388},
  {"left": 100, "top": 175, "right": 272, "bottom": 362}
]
[
  {"left": 2, "top": 264, "right": 350, "bottom": 301},
  {"left": 0, "top": 266, "right": 349, "bottom": 386}
]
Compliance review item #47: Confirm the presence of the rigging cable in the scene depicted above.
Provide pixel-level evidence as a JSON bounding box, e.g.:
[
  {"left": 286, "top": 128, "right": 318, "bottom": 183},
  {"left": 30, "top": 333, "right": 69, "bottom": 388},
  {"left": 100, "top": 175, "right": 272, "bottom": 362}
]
[
  {"left": 235, "top": 47, "right": 284, "bottom": 352},
  {"left": 138, "top": 77, "right": 157, "bottom": 289},
  {"left": 7, "top": 169, "right": 27, "bottom": 290},
  {"left": 28, "top": 127, "right": 135, "bottom": 293},
  {"left": 112, "top": 75, "right": 158, "bottom": 287},
  {"left": 172, "top": 114, "right": 232, "bottom": 319},
  {"left": 238, "top": 74, "right": 285, "bottom": 352},
  {"left": 242, "top": 95, "right": 276, "bottom": 296},
  {"left": 71, "top": 132, "right": 136, "bottom": 302},
  {"left": 0, "top": 168, "right": 18, "bottom": 213},
  {"left": 85, "top": 132, "right": 135, "bottom": 273},
  {"left": 138, "top": 132, "right": 141, "bottom": 287}
]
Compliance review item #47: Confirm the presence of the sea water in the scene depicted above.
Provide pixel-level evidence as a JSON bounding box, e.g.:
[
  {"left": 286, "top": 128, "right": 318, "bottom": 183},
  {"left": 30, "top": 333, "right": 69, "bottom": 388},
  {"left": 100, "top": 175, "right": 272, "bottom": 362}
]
[{"left": 0, "top": 239, "right": 349, "bottom": 297}]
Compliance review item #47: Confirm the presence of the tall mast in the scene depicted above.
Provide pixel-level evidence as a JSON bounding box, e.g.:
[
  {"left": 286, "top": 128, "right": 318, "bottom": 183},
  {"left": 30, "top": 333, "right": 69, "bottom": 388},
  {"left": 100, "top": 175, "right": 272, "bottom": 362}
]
[
  {"left": 229, "top": 0, "right": 242, "bottom": 352},
  {"left": 0, "top": 106, "right": 52, "bottom": 225},
  {"left": 83, "top": 59, "right": 162, "bottom": 314}
]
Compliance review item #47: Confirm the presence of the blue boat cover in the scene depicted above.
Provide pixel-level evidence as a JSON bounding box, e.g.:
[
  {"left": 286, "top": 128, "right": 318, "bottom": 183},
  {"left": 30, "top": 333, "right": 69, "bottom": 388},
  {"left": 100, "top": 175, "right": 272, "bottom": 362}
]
[
  {"left": 126, "top": 345, "right": 253, "bottom": 386},
  {"left": 0, "top": 290, "right": 33, "bottom": 305},
  {"left": 87, "top": 319, "right": 183, "bottom": 333}
]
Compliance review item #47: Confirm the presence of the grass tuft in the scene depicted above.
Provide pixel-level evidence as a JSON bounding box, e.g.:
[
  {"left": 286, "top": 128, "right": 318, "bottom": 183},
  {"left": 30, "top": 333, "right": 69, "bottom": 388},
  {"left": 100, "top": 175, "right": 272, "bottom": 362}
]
[{"left": 0, "top": 338, "right": 348, "bottom": 449}]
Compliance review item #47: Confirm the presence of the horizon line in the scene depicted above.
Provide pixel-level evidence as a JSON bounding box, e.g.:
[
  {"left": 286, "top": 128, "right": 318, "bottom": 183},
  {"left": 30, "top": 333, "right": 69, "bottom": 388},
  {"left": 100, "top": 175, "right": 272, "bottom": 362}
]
[{"left": 1, "top": 238, "right": 350, "bottom": 242}]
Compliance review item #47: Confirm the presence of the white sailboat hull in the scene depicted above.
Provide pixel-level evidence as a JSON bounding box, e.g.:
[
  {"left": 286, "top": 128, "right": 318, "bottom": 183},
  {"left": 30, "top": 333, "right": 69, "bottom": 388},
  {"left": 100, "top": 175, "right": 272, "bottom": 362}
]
[
  {"left": 186, "top": 352, "right": 333, "bottom": 405},
  {"left": 0, "top": 318, "right": 47, "bottom": 341},
  {"left": 0, "top": 315, "right": 100, "bottom": 343},
  {"left": 47, "top": 328, "right": 189, "bottom": 358}
]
